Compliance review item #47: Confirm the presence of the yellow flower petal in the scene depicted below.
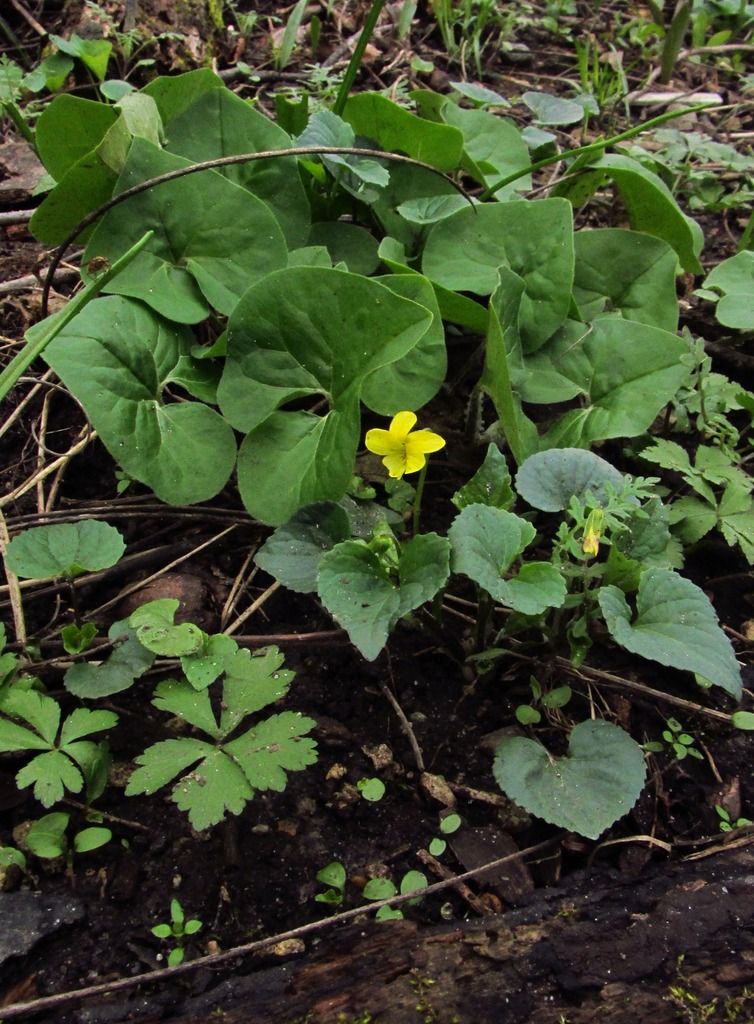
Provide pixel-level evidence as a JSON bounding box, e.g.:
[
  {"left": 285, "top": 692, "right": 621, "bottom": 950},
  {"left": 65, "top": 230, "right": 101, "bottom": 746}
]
[
  {"left": 407, "top": 429, "right": 446, "bottom": 456},
  {"left": 365, "top": 428, "right": 394, "bottom": 456},
  {"left": 382, "top": 452, "right": 408, "bottom": 478},
  {"left": 403, "top": 448, "right": 428, "bottom": 475},
  {"left": 389, "top": 410, "right": 417, "bottom": 439}
]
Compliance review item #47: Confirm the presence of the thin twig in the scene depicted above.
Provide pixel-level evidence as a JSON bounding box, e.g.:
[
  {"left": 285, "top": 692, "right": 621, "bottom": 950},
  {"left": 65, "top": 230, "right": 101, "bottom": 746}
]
[
  {"left": 225, "top": 580, "right": 281, "bottom": 636},
  {"left": 8, "top": 0, "right": 46, "bottom": 36},
  {"left": 381, "top": 654, "right": 425, "bottom": 772},
  {"left": 62, "top": 798, "right": 149, "bottom": 833},
  {"left": 0, "top": 834, "right": 561, "bottom": 1021},
  {"left": 0, "top": 427, "right": 94, "bottom": 510},
  {"left": 0, "top": 509, "right": 26, "bottom": 645}
]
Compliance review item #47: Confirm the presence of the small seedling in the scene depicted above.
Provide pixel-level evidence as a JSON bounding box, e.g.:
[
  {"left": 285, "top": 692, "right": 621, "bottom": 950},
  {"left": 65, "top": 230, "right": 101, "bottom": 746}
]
[
  {"left": 644, "top": 717, "right": 704, "bottom": 761},
  {"left": 715, "top": 805, "right": 753, "bottom": 832},
  {"left": 356, "top": 777, "right": 385, "bottom": 802},
  {"left": 151, "top": 898, "right": 202, "bottom": 966},
  {"left": 427, "top": 811, "right": 461, "bottom": 857},
  {"left": 315, "top": 861, "right": 346, "bottom": 906}
]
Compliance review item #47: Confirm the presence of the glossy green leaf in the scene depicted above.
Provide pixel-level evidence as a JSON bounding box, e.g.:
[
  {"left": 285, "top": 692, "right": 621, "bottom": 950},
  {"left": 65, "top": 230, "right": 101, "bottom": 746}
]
[
  {"left": 6, "top": 520, "right": 125, "bottom": 579},
  {"left": 440, "top": 104, "right": 531, "bottom": 197},
  {"left": 141, "top": 68, "right": 225, "bottom": 125},
  {"left": 64, "top": 619, "right": 155, "bottom": 699},
  {"left": 44, "top": 296, "right": 237, "bottom": 505},
  {"left": 529, "top": 318, "right": 688, "bottom": 447},
  {"left": 221, "top": 267, "right": 432, "bottom": 525},
  {"left": 452, "top": 444, "right": 514, "bottom": 511},
  {"left": 448, "top": 505, "right": 567, "bottom": 614},
  {"left": 129, "top": 599, "right": 204, "bottom": 657},
  {"left": 82, "top": 139, "right": 288, "bottom": 322},
  {"left": 165, "top": 87, "right": 310, "bottom": 249},
  {"left": 598, "top": 569, "right": 742, "bottom": 698},
  {"left": 35, "top": 95, "right": 118, "bottom": 181},
  {"left": 422, "top": 199, "right": 574, "bottom": 351},
  {"left": 343, "top": 92, "right": 464, "bottom": 171},
  {"left": 317, "top": 533, "right": 450, "bottom": 660},
  {"left": 74, "top": 827, "right": 111, "bottom": 853},
  {"left": 493, "top": 720, "right": 646, "bottom": 839}
]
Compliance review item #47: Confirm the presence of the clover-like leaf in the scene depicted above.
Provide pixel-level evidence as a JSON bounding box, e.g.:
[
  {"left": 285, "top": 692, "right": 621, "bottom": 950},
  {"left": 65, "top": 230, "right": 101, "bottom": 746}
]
[
  {"left": 598, "top": 569, "right": 742, "bottom": 698},
  {"left": 493, "top": 720, "right": 646, "bottom": 840}
]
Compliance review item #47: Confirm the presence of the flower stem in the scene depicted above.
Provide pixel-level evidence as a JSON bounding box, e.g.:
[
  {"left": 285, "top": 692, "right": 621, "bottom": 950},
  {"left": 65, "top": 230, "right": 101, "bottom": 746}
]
[{"left": 412, "top": 461, "right": 428, "bottom": 536}]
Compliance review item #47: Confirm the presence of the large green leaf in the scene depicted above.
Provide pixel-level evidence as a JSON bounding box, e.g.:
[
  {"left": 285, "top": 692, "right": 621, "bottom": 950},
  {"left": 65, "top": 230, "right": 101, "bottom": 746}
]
[
  {"left": 220, "top": 267, "right": 432, "bottom": 525},
  {"left": 81, "top": 139, "right": 288, "bottom": 323},
  {"left": 528, "top": 318, "right": 688, "bottom": 447},
  {"left": 361, "top": 274, "right": 446, "bottom": 413},
  {"left": 35, "top": 94, "right": 118, "bottom": 181},
  {"left": 440, "top": 103, "right": 531, "bottom": 198},
  {"left": 343, "top": 92, "right": 464, "bottom": 171},
  {"left": 598, "top": 569, "right": 742, "bottom": 698},
  {"left": 422, "top": 199, "right": 574, "bottom": 351},
  {"left": 702, "top": 251, "right": 754, "bottom": 329},
  {"left": 448, "top": 505, "right": 566, "bottom": 614},
  {"left": 44, "top": 295, "right": 236, "bottom": 505},
  {"left": 555, "top": 153, "right": 702, "bottom": 273},
  {"left": 141, "top": 68, "right": 225, "bottom": 125},
  {"left": 493, "top": 720, "right": 646, "bottom": 839},
  {"left": 317, "top": 533, "right": 450, "bottom": 660},
  {"left": 165, "top": 87, "right": 310, "bottom": 249},
  {"left": 573, "top": 229, "right": 679, "bottom": 332}
]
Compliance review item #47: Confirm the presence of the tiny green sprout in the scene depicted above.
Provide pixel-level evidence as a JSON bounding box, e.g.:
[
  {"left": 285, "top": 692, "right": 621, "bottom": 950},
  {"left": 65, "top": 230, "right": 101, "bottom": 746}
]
[
  {"left": 315, "top": 861, "right": 346, "bottom": 906},
  {"left": 356, "top": 777, "right": 385, "bottom": 802},
  {"left": 715, "top": 806, "right": 753, "bottom": 833},
  {"left": 61, "top": 622, "right": 97, "bottom": 656},
  {"left": 151, "top": 898, "right": 203, "bottom": 967},
  {"left": 644, "top": 717, "right": 704, "bottom": 761},
  {"left": 439, "top": 813, "right": 461, "bottom": 835},
  {"left": 428, "top": 837, "right": 446, "bottom": 857}
]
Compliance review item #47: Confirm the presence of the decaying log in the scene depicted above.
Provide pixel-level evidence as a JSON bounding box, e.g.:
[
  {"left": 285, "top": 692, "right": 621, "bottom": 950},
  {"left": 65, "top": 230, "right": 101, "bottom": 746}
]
[{"left": 83, "top": 842, "right": 754, "bottom": 1024}]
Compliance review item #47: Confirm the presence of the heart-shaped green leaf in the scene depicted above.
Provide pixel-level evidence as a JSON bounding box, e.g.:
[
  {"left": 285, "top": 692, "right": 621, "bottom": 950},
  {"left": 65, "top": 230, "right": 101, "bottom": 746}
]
[
  {"left": 165, "top": 87, "right": 310, "bottom": 249},
  {"left": 317, "top": 533, "right": 450, "bottom": 660},
  {"left": 516, "top": 448, "right": 626, "bottom": 512},
  {"left": 82, "top": 139, "right": 288, "bottom": 323},
  {"left": 493, "top": 720, "right": 646, "bottom": 839},
  {"left": 702, "top": 251, "right": 754, "bottom": 329},
  {"left": 422, "top": 199, "right": 574, "bottom": 351},
  {"left": 598, "top": 569, "right": 742, "bottom": 698},
  {"left": 220, "top": 267, "right": 432, "bottom": 525},
  {"left": 255, "top": 502, "right": 351, "bottom": 594},
  {"left": 43, "top": 295, "right": 236, "bottom": 505},
  {"left": 129, "top": 599, "right": 205, "bottom": 657},
  {"left": 343, "top": 92, "right": 464, "bottom": 171}
]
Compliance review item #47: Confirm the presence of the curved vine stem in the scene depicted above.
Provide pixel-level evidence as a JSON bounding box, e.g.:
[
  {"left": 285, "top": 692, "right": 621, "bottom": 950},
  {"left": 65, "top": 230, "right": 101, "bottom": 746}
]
[{"left": 41, "top": 147, "right": 472, "bottom": 317}]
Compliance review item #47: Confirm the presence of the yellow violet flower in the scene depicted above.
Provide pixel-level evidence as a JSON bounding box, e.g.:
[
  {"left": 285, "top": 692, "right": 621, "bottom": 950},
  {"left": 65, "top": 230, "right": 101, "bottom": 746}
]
[
  {"left": 365, "top": 411, "right": 446, "bottom": 480},
  {"left": 582, "top": 508, "right": 604, "bottom": 558}
]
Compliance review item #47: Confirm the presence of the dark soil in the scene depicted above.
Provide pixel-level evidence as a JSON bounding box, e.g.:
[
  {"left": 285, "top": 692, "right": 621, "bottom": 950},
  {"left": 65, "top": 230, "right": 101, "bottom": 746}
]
[{"left": 2, "top": 2, "right": 754, "bottom": 1022}]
